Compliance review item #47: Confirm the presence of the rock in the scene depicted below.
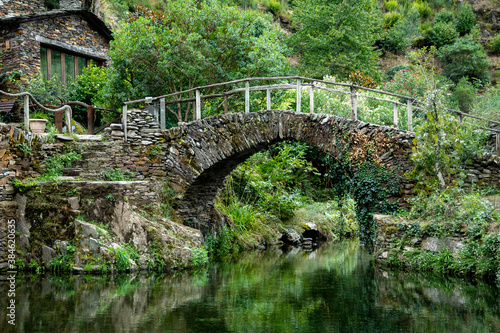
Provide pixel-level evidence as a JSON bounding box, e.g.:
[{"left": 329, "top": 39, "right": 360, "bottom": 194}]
[
  {"left": 281, "top": 228, "right": 302, "bottom": 245},
  {"left": 55, "top": 135, "right": 74, "bottom": 141},
  {"left": 302, "top": 222, "right": 320, "bottom": 240},
  {"left": 41, "top": 245, "right": 56, "bottom": 268},
  {"left": 110, "top": 124, "right": 122, "bottom": 130},
  {"left": 111, "top": 131, "right": 124, "bottom": 137},
  {"left": 74, "top": 220, "right": 99, "bottom": 239},
  {"left": 54, "top": 240, "right": 68, "bottom": 255},
  {"left": 141, "top": 140, "right": 153, "bottom": 145},
  {"left": 67, "top": 197, "right": 80, "bottom": 210},
  {"left": 421, "top": 237, "right": 464, "bottom": 255},
  {"left": 72, "top": 267, "right": 84, "bottom": 274}
]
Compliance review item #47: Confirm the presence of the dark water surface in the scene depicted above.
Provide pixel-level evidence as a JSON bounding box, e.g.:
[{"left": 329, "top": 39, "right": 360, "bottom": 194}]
[{"left": 1, "top": 240, "right": 500, "bottom": 332}]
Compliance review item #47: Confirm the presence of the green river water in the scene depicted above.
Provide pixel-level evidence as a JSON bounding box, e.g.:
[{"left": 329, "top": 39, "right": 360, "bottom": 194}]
[{"left": 1, "top": 240, "right": 500, "bottom": 332}]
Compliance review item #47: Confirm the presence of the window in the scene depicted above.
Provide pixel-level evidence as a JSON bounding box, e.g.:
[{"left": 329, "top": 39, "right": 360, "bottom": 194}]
[{"left": 40, "top": 46, "right": 102, "bottom": 84}]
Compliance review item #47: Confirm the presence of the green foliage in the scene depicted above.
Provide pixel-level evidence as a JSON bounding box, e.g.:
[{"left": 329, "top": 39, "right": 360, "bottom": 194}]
[
  {"left": 488, "top": 33, "right": 500, "bottom": 54},
  {"left": 379, "top": 7, "right": 421, "bottom": 53},
  {"left": 384, "top": 12, "right": 403, "bottom": 28},
  {"left": 384, "top": 69, "right": 429, "bottom": 99},
  {"left": 452, "top": 76, "right": 475, "bottom": 113},
  {"left": 16, "top": 142, "right": 32, "bottom": 157},
  {"left": 114, "top": 246, "right": 131, "bottom": 271},
  {"left": 106, "top": 0, "right": 289, "bottom": 119},
  {"left": 50, "top": 244, "right": 76, "bottom": 273},
  {"left": 42, "top": 150, "right": 81, "bottom": 180},
  {"left": 100, "top": 168, "right": 132, "bottom": 181},
  {"left": 408, "top": 48, "right": 489, "bottom": 192},
  {"left": 411, "top": 0, "right": 431, "bottom": 19},
  {"left": 289, "top": 0, "right": 382, "bottom": 79},
  {"left": 386, "top": 65, "right": 411, "bottom": 80},
  {"left": 384, "top": 0, "right": 398, "bottom": 11},
  {"left": 456, "top": 3, "right": 475, "bottom": 35},
  {"left": 22, "top": 74, "right": 75, "bottom": 107},
  {"left": 434, "top": 9, "right": 456, "bottom": 25},
  {"left": 405, "top": 188, "right": 498, "bottom": 223},
  {"left": 290, "top": 197, "right": 359, "bottom": 239},
  {"left": 474, "top": 85, "right": 500, "bottom": 122},
  {"left": 205, "top": 226, "right": 241, "bottom": 258},
  {"left": 190, "top": 246, "right": 209, "bottom": 267},
  {"left": 437, "top": 38, "right": 490, "bottom": 84},
  {"left": 427, "top": 21, "right": 458, "bottom": 48},
  {"left": 267, "top": 0, "right": 281, "bottom": 15}
]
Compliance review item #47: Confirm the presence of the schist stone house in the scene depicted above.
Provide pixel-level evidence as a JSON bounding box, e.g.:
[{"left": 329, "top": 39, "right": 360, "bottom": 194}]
[{"left": 0, "top": 0, "right": 112, "bottom": 102}]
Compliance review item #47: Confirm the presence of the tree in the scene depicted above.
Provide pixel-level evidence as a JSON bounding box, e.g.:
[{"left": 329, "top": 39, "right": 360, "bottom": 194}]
[
  {"left": 289, "top": 0, "right": 382, "bottom": 80},
  {"left": 409, "top": 48, "right": 487, "bottom": 192},
  {"left": 105, "top": 1, "right": 289, "bottom": 122},
  {"left": 437, "top": 37, "right": 490, "bottom": 84}
]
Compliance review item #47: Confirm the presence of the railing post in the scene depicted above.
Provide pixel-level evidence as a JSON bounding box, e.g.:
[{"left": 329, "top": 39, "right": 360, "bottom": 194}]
[
  {"left": 160, "top": 97, "right": 166, "bottom": 130},
  {"left": 310, "top": 82, "right": 314, "bottom": 114},
  {"left": 224, "top": 95, "right": 228, "bottom": 114},
  {"left": 350, "top": 86, "right": 357, "bottom": 120},
  {"left": 266, "top": 88, "right": 271, "bottom": 110},
  {"left": 24, "top": 95, "right": 29, "bottom": 132},
  {"left": 87, "top": 106, "right": 94, "bottom": 134},
  {"left": 407, "top": 99, "right": 413, "bottom": 132},
  {"left": 245, "top": 80, "right": 250, "bottom": 113},
  {"left": 393, "top": 103, "right": 398, "bottom": 128},
  {"left": 195, "top": 89, "right": 201, "bottom": 120},
  {"left": 296, "top": 79, "right": 301, "bottom": 113},
  {"left": 54, "top": 111, "right": 63, "bottom": 133},
  {"left": 122, "top": 104, "right": 128, "bottom": 142},
  {"left": 154, "top": 100, "right": 159, "bottom": 123},
  {"left": 497, "top": 132, "right": 500, "bottom": 156},
  {"left": 458, "top": 112, "right": 463, "bottom": 122},
  {"left": 65, "top": 107, "right": 72, "bottom": 135}
]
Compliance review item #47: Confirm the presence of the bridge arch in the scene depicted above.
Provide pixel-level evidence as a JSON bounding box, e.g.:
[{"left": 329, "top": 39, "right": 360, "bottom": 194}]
[{"left": 161, "top": 110, "right": 415, "bottom": 233}]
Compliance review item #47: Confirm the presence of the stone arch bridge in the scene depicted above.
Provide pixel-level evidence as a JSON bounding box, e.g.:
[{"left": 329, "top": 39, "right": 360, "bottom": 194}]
[{"left": 160, "top": 110, "right": 415, "bottom": 233}]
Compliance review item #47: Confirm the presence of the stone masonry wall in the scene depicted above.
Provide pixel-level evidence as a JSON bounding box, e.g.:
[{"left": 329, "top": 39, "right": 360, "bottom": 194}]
[
  {"left": 0, "top": 14, "right": 110, "bottom": 80},
  {"left": 103, "top": 109, "right": 162, "bottom": 146}
]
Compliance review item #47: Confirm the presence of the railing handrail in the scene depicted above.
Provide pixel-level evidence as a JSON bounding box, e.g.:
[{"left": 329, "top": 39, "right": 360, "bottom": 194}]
[
  {"left": 121, "top": 76, "right": 500, "bottom": 154},
  {"left": 0, "top": 89, "right": 73, "bottom": 134},
  {"left": 122, "top": 76, "right": 500, "bottom": 127}
]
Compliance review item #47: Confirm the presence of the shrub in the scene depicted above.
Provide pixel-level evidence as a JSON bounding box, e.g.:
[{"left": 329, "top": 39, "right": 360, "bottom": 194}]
[
  {"left": 380, "top": 8, "right": 421, "bottom": 53},
  {"left": 456, "top": 3, "right": 476, "bottom": 35},
  {"left": 386, "top": 65, "right": 411, "bottom": 81},
  {"left": 438, "top": 38, "right": 490, "bottom": 84},
  {"left": 434, "top": 9, "right": 456, "bottom": 25},
  {"left": 412, "top": 0, "right": 431, "bottom": 19},
  {"left": 384, "top": 0, "right": 398, "bottom": 11},
  {"left": 427, "top": 21, "right": 458, "bottom": 48},
  {"left": 384, "top": 11, "right": 403, "bottom": 28},
  {"left": 349, "top": 70, "right": 378, "bottom": 88},
  {"left": 488, "top": 33, "right": 500, "bottom": 54},
  {"left": 453, "top": 77, "right": 476, "bottom": 113},
  {"left": 267, "top": 0, "right": 281, "bottom": 16}
]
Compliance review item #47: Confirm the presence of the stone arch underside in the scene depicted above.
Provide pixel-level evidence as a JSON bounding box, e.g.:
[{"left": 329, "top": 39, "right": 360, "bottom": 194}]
[{"left": 161, "top": 110, "right": 415, "bottom": 234}]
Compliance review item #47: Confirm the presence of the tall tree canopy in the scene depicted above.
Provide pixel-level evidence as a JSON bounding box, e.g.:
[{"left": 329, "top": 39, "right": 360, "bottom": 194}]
[
  {"left": 106, "top": 0, "right": 289, "bottom": 119},
  {"left": 289, "top": 0, "right": 382, "bottom": 79}
]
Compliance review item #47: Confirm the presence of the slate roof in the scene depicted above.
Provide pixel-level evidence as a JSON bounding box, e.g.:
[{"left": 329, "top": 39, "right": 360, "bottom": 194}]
[{"left": 0, "top": 9, "right": 113, "bottom": 40}]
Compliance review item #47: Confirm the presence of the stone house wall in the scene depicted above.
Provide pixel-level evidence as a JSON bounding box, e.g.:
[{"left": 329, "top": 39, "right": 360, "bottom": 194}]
[{"left": 0, "top": 14, "right": 110, "bottom": 80}]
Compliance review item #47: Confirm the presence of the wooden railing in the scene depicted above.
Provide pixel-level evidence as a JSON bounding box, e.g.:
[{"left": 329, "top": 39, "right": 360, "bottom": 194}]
[
  {"left": 123, "top": 76, "right": 500, "bottom": 152},
  {"left": 0, "top": 89, "right": 73, "bottom": 134}
]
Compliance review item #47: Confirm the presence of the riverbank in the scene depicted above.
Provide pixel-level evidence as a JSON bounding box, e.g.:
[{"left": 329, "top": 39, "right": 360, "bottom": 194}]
[{"left": 374, "top": 191, "right": 500, "bottom": 283}]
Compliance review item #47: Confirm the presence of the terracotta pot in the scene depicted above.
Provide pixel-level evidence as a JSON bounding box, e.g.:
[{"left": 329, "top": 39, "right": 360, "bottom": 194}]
[{"left": 29, "top": 119, "right": 48, "bottom": 133}]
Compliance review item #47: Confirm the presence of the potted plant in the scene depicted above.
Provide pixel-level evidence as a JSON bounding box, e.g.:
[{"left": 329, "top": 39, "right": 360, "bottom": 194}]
[{"left": 29, "top": 118, "right": 48, "bottom": 133}]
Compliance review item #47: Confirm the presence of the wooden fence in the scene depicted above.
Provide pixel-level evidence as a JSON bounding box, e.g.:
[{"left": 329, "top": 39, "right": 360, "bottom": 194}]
[
  {"left": 130, "top": 76, "right": 500, "bottom": 154},
  {"left": 0, "top": 89, "right": 73, "bottom": 134}
]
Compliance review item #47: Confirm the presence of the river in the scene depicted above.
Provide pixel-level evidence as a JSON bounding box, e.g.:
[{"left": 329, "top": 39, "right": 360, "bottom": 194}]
[{"left": 1, "top": 240, "right": 499, "bottom": 332}]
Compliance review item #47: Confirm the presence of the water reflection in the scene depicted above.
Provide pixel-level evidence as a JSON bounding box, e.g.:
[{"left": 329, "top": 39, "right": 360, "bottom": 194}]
[{"left": 1, "top": 240, "right": 499, "bottom": 332}]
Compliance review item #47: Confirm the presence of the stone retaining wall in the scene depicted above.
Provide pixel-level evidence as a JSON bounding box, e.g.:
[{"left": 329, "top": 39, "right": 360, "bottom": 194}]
[{"left": 104, "top": 109, "right": 162, "bottom": 146}]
